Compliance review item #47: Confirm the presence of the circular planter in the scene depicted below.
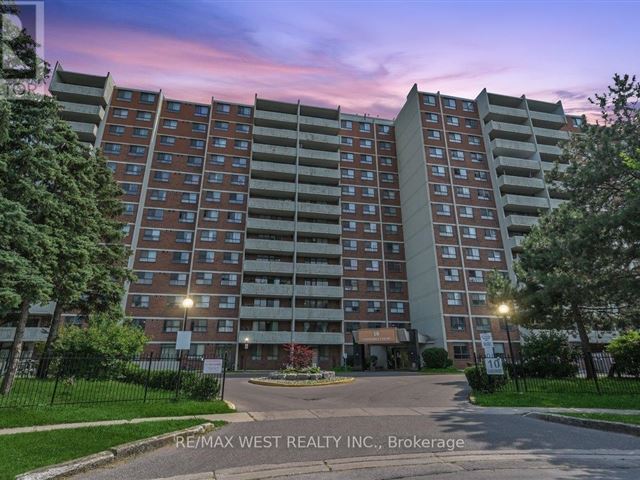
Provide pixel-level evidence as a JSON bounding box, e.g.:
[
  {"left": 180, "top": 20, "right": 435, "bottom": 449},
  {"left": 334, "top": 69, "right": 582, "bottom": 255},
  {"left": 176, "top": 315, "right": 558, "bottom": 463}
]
[{"left": 248, "top": 376, "right": 355, "bottom": 387}]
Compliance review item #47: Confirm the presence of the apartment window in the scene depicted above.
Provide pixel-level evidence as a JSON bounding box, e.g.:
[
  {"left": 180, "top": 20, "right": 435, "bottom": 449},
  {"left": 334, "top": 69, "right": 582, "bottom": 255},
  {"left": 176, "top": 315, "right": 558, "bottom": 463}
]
[
  {"left": 469, "top": 270, "right": 484, "bottom": 283},
  {"left": 125, "top": 164, "right": 143, "bottom": 175},
  {"left": 457, "top": 207, "right": 472, "bottom": 220},
  {"left": 212, "top": 138, "right": 227, "bottom": 148},
  {"left": 184, "top": 174, "right": 200, "bottom": 185},
  {"left": 192, "top": 122, "right": 207, "bottom": 133},
  {"left": 225, "top": 232, "right": 241, "bottom": 244},
  {"left": 169, "top": 273, "right": 188, "bottom": 286},
  {"left": 163, "top": 119, "right": 178, "bottom": 129},
  {"left": 344, "top": 279, "right": 358, "bottom": 291},
  {"left": 191, "top": 139, "right": 205, "bottom": 149},
  {"left": 475, "top": 317, "right": 491, "bottom": 332},
  {"left": 439, "top": 225, "right": 454, "bottom": 237},
  {"left": 131, "top": 295, "right": 149, "bottom": 308},
  {"left": 173, "top": 252, "right": 190, "bottom": 264},
  {"left": 389, "top": 281, "right": 403, "bottom": 293},
  {"left": 117, "top": 90, "right": 133, "bottom": 101},
  {"left": 443, "top": 98, "right": 456, "bottom": 109},
  {"left": 441, "top": 246, "right": 457, "bottom": 259},
  {"left": 229, "top": 193, "right": 245, "bottom": 204},
  {"left": 166, "top": 101, "right": 181, "bottom": 112},
  {"left": 198, "top": 251, "right": 215, "bottom": 263},
  {"left": 200, "top": 230, "right": 217, "bottom": 242},
  {"left": 385, "top": 224, "right": 399, "bottom": 234},
  {"left": 221, "top": 273, "right": 238, "bottom": 286},
  {"left": 129, "top": 145, "right": 146, "bottom": 156},
  {"left": 470, "top": 152, "right": 485, "bottom": 163},
  {"left": 424, "top": 94, "right": 436, "bottom": 106},
  {"left": 219, "top": 296, "right": 236, "bottom": 309},
  {"left": 427, "top": 129, "right": 441, "bottom": 140},
  {"left": 214, "top": 121, "right": 229, "bottom": 131},
  {"left": 468, "top": 135, "right": 481, "bottom": 146},
  {"left": 436, "top": 204, "right": 451, "bottom": 216},
  {"left": 453, "top": 344, "right": 470, "bottom": 359},
  {"left": 462, "top": 101, "right": 475, "bottom": 112},
  {"left": 362, "top": 187, "right": 375, "bottom": 198},
  {"left": 381, "top": 173, "right": 394, "bottom": 183},
  {"left": 384, "top": 206, "right": 397, "bottom": 217},
  {"left": 450, "top": 317, "right": 466, "bottom": 331},
  {"left": 453, "top": 168, "right": 467, "bottom": 179},
  {"left": 455, "top": 186, "right": 471, "bottom": 199},
  {"left": 123, "top": 203, "right": 135, "bottom": 215},
  {"left": 477, "top": 189, "right": 491, "bottom": 200},
  {"left": 176, "top": 231, "right": 193, "bottom": 243},
  {"left": 232, "top": 157, "right": 248, "bottom": 168},
  {"left": 341, "top": 152, "right": 354, "bottom": 162},
  {"left": 216, "top": 103, "right": 231, "bottom": 114},
  {"left": 366, "top": 280, "right": 381, "bottom": 292},
  {"left": 367, "top": 301, "right": 381, "bottom": 313},
  {"left": 344, "top": 259, "right": 358, "bottom": 271},
  {"left": 485, "top": 229, "right": 498, "bottom": 240},
  {"left": 360, "top": 139, "right": 373, "bottom": 149},
  {"left": 378, "top": 124, "right": 391, "bottom": 134},
  {"left": 480, "top": 208, "right": 494, "bottom": 220},
  {"left": 432, "top": 165, "right": 446, "bottom": 177},
  {"left": 195, "top": 295, "right": 210, "bottom": 309},
  {"left": 444, "top": 268, "right": 460, "bottom": 282},
  {"left": 471, "top": 293, "right": 487, "bottom": 306},
  {"left": 146, "top": 208, "right": 163, "bottom": 221},
  {"left": 179, "top": 211, "right": 196, "bottom": 223},
  {"left": 465, "top": 248, "right": 481, "bottom": 260},
  {"left": 134, "top": 271, "right": 153, "bottom": 285},
  {"left": 447, "top": 292, "right": 463, "bottom": 306},
  {"left": 465, "top": 118, "right": 479, "bottom": 129},
  {"left": 234, "top": 140, "right": 249, "bottom": 150},
  {"left": 488, "top": 250, "right": 502, "bottom": 262},
  {"left": 341, "top": 136, "right": 353, "bottom": 146},
  {"left": 163, "top": 320, "right": 181, "bottom": 333},
  {"left": 341, "top": 120, "right": 353, "bottom": 129},
  {"left": 379, "top": 141, "right": 392, "bottom": 151},
  {"left": 474, "top": 171, "right": 488, "bottom": 181},
  {"left": 359, "top": 122, "right": 371, "bottom": 132},
  {"left": 137, "top": 111, "right": 152, "bottom": 121},
  {"left": 434, "top": 184, "right": 448, "bottom": 196},
  {"left": 228, "top": 212, "right": 243, "bottom": 223},
  {"left": 109, "top": 125, "right": 125, "bottom": 136},
  {"left": 382, "top": 190, "right": 396, "bottom": 200},
  {"left": 143, "top": 229, "right": 160, "bottom": 241},
  {"left": 429, "top": 147, "right": 444, "bottom": 158},
  {"left": 236, "top": 123, "right": 250, "bottom": 134},
  {"left": 425, "top": 113, "right": 439, "bottom": 123},
  {"left": 157, "top": 152, "right": 172, "bottom": 164},
  {"left": 390, "top": 302, "right": 405, "bottom": 314},
  {"left": 224, "top": 252, "right": 240, "bottom": 264},
  {"left": 380, "top": 156, "right": 393, "bottom": 166},
  {"left": 140, "top": 92, "right": 156, "bottom": 104},
  {"left": 121, "top": 183, "right": 139, "bottom": 195},
  {"left": 160, "top": 135, "right": 176, "bottom": 146},
  {"left": 342, "top": 221, "right": 356, "bottom": 232},
  {"left": 113, "top": 108, "right": 128, "bottom": 119},
  {"left": 364, "top": 241, "right": 378, "bottom": 252},
  {"left": 446, "top": 115, "right": 459, "bottom": 127},
  {"left": 341, "top": 169, "right": 355, "bottom": 179},
  {"left": 342, "top": 185, "right": 355, "bottom": 196},
  {"left": 139, "top": 250, "right": 157, "bottom": 263},
  {"left": 181, "top": 192, "right": 198, "bottom": 204},
  {"left": 363, "top": 205, "right": 376, "bottom": 216},
  {"left": 450, "top": 150, "right": 464, "bottom": 161},
  {"left": 196, "top": 273, "right": 213, "bottom": 285},
  {"left": 344, "top": 301, "right": 359, "bottom": 313},
  {"left": 361, "top": 154, "right": 373, "bottom": 164},
  {"left": 218, "top": 319, "right": 234, "bottom": 333},
  {"left": 364, "top": 223, "right": 377, "bottom": 233},
  {"left": 203, "top": 209, "right": 219, "bottom": 221},
  {"left": 195, "top": 105, "right": 209, "bottom": 116},
  {"left": 462, "top": 227, "right": 477, "bottom": 239},
  {"left": 360, "top": 171, "right": 374, "bottom": 182},
  {"left": 449, "top": 132, "right": 462, "bottom": 143}
]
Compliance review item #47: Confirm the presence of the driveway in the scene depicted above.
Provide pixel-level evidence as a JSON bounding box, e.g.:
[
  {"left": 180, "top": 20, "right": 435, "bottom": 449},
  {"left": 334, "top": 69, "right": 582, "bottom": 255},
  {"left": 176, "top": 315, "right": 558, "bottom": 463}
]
[{"left": 224, "top": 373, "right": 468, "bottom": 412}]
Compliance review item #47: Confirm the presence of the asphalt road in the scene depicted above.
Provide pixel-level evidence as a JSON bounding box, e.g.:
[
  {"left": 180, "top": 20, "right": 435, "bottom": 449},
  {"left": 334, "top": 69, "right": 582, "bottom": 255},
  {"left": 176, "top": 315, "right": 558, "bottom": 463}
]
[{"left": 72, "top": 374, "right": 640, "bottom": 480}]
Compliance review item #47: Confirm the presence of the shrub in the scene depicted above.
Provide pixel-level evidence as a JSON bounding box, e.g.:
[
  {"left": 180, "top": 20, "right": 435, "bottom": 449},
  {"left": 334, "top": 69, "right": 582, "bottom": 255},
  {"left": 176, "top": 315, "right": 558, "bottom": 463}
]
[
  {"left": 607, "top": 331, "right": 640, "bottom": 377},
  {"left": 464, "top": 365, "right": 508, "bottom": 393},
  {"left": 119, "top": 364, "right": 219, "bottom": 400},
  {"left": 422, "top": 348, "right": 453, "bottom": 369},
  {"left": 520, "top": 331, "right": 579, "bottom": 378},
  {"left": 282, "top": 343, "right": 314, "bottom": 370}
]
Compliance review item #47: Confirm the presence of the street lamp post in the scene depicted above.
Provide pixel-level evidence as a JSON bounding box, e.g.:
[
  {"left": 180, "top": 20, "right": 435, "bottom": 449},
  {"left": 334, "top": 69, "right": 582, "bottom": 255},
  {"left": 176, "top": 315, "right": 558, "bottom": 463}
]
[
  {"left": 181, "top": 297, "right": 194, "bottom": 332},
  {"left": 498, "top": 303, "right": 519, "bottom": 391}
]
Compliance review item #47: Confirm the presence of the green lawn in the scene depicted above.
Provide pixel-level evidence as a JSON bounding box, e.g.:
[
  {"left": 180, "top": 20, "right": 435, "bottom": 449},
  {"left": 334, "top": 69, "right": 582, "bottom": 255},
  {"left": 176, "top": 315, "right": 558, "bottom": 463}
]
[
  {"left": 0, "top": 419, "right": 225, "bottom": 480},
  {"left": 420, "top": 367, "right": 463, "bottom": 375},
  {"left": 560, "top": 413, "right": 640, "bottom": 425},
  {"left": 472, "top": 391, "right": 640, "bottom": 409},
  {"left": 0, "top": 399, "right": 233, "bottom": 429}
]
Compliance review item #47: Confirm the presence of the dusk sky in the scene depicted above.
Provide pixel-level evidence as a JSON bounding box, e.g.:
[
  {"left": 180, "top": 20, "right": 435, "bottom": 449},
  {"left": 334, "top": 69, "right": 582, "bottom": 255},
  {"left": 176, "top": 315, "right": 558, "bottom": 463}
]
[{"left": 44, "top": 0, "right": 639, "bottom": 119}]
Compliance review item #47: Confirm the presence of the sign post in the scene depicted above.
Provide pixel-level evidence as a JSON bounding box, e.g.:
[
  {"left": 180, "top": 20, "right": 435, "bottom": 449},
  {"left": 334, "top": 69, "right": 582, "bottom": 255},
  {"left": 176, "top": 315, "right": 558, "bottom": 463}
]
[
  {"left": 479, "top": 332, "right": 494, "bottom": 357},
  {"left": 484, "top": 356, "right": 504, "bottom": 375}
]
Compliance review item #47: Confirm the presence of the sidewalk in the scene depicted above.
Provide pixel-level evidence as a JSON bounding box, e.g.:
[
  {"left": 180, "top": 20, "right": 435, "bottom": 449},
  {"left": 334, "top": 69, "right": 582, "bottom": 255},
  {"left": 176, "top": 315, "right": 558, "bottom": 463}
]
[{"left": 2, "top": 405, "right": 639, "bottom": 436}]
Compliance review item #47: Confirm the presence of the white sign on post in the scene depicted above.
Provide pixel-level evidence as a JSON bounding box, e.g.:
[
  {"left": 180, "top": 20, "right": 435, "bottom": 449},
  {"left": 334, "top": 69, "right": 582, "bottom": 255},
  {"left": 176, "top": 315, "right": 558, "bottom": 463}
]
[
  {"left": 203, "top": 358, "right": 223, "bottom": 374},
  {"left": 484, "top": 356, "right": 504, "bottom": 375},
  {"left": 480, "top": 332, "right": 494, "bottom": 357},
  {"left": 176, "top": 331, "right": 192, "bottom": 351}
]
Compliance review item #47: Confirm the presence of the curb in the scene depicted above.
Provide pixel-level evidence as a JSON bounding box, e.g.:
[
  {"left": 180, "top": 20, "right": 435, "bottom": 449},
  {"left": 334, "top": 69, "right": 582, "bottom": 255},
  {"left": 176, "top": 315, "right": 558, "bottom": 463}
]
[
  {"left": 248, "top": 377, "right": 355, "bottom": 388},
  {"left": 224, "top": 400, "right": 237, "bottom": 411},
  {"left": 526, "top": 412, "right": 640, "bottom": 437},
  {"left": 16, "top": 422, "right": 217, "bottom": 480}
]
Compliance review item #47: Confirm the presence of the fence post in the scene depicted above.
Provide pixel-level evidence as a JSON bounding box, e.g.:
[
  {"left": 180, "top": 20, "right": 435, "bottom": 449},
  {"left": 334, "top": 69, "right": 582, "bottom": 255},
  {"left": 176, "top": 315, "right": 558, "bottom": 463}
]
[
  {"left": 220, "top": 353, "right": 227, "bottom": 401},
  {"left": 175, "top": 351, "right": 183, "bottom": 401},
  {"left": 143, "top": 352, "right": 153, "bottom": 403},
  {"left": 50, "top": 359, "right": 62, "bottom": 406}
]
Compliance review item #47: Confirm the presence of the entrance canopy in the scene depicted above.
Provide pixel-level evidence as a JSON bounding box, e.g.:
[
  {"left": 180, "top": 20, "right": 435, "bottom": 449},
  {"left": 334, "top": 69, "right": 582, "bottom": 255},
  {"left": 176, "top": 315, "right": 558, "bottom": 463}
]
[{"left": 353, "top": 328, "right": 410, "bottom": 345}]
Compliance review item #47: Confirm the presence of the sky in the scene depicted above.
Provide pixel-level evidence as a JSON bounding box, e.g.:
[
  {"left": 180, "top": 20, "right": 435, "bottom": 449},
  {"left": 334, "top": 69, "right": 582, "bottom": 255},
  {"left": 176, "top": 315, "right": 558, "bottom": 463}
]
[{"left": 43, "top": 0, "right": 639, "bottom": 119}]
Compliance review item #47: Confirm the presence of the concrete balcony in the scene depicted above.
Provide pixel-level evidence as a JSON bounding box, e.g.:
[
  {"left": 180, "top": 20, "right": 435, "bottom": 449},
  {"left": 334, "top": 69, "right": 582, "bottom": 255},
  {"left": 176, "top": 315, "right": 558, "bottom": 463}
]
[
  {"left": 296, "top": 221, "right": 341, "bottom": 238},
  {"left": 490, "top": 139, "right": 537, "bottom": 157},
  {"left": 244, "top": 238, "right": 294, "bottom": 255},
  {"left": 0, "top": 327, "right": 49, "bottom": 342},
  {"left": 249, "top": 178, "right": 296, "bottom": 198},
  {"left": 253, "top": 126, "right": 298, "bottom": 147},
  {"left": 505, "top": 214, "right": 539, "bottom": 232},
  {"left": 297, "top": 183, "right": 341, "bottom": 201},
  {"left": 508, "top": 235, "right": 526, "bottom": 251},
  {"left": 241, "top": 283, "right": 293, "bottom": 297},
  {"left": 58, "top": 101, "right": 105, "bottom": 124},
  {"left": 298, "top": 131, "right": 340, "bottom": 150},
  {"left": 246, "top": 217, "right": 295, "bottom": 234},
  {"left": 239, "top": 330, "right": 343, "bottom": 345},
  {"left": 67, "top": 121, "right": 98, "bottom": 143},
  {"left": 484, "top": 104, "right": 529, "bottom": 122},
  {"left": 485, "top": 120, "right": 532, "bottom": 139},
  {"left": 295, "top": 285, "right": 343, "bottom": 298},
  {"left": 534, "top": 127, "right": 570, "bottom": 142},
  {"left": 494, "top": 156, "right": 541, "bottom": 174},
  {"left": 299, "top": 115, "right": 340, "bottom": 135},
  {"left": 252, "top": 143, "right": 296, "bottom": 163},
  {"left": 248, "top": 198, "right": 295, "bottom": 216},
  {"left": 243, "top": 260, "right": 294, "bottom": 275},
  {"left": 296, "top": 242, "right": 342, "bottom": 257},
  {"left": 529, "top": 110, "right": 566, "bottom": 127},
  {"left": 297, "top": 165, "right": 340, "bottom": 184},
  {"left": 498, "top": 175, "right": 545, "bottom": 194},
  {"left": 537, "top": 144, "right": 563, "bottom": 159},
  {"left": 541, "top": 161, "right": 569, "bottom": 174},
  {"left": 251, "top": 161, "right": 296, "bottom": 180},
  {"left": 254, "top": 110, "right": 297, "bottom": 129},
  {"left": 298, "top": 148, "right": 340, "bottom": 168},
  {"left": 297, "top": 202, "right": 341, "bottom": 219},
  {"left": 296, "top": 263, "right": 342, "bottom": 277},
  {"left": 296, "top": 308, "right": 344, "bottom": 321},
  {"left": 49, "top": 79, "right": 109, "bottom": 105},
  {"left": 240, "top": 306, "right": 292, "bottom": 320},
  {"left": 501, "top": 194, "right": 549, "bottom": 212}
]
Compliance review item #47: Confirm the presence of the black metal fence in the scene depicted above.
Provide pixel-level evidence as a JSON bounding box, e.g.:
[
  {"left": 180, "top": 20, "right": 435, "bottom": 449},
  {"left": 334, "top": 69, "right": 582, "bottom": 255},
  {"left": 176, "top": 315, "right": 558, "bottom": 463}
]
[
  {"left": 0, "top": 353, "right": 227, "bottom": 408},
  {"left": 473, "top": 352, "right": 640, "bottom": 395}
]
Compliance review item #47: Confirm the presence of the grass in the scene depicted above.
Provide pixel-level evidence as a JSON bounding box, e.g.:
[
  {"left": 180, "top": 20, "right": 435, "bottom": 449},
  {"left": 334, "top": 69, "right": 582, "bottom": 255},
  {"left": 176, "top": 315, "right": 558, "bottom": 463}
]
[
  {"left": 0, "top": 400, "right": 233, "bottom": 429},
  {"left": 559, "top": 413, "right": 640, "bottom": 425},
  {"left": 0, "top": 419, "right": 224, "bottom": 480},
  {"left": 420, "top": 367, "right": 464, "bottom": 375}
]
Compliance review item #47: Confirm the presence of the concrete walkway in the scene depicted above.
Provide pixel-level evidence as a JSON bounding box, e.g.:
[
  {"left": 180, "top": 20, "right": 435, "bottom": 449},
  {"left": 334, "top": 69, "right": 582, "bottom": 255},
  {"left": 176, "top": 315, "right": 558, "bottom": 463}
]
[{"left": 2, "top": 405, "right": 639, "bottom": 436}]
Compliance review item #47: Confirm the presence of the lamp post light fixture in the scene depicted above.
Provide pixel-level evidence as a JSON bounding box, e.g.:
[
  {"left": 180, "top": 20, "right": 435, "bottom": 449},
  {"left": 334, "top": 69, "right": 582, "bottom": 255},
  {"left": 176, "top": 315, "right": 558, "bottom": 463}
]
[
  {"left": 498, "top": 302, "right": 520, "bottom": 391},
  {"left": 181, "top": 297, "right": 194, "bottom": 331}
]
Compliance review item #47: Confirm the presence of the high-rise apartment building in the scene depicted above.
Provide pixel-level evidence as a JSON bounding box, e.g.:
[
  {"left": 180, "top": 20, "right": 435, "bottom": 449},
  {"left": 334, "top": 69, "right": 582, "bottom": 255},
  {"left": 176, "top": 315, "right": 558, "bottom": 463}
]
[{"left": 4, "top": 63, "right": 583, "bottom": 369}]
